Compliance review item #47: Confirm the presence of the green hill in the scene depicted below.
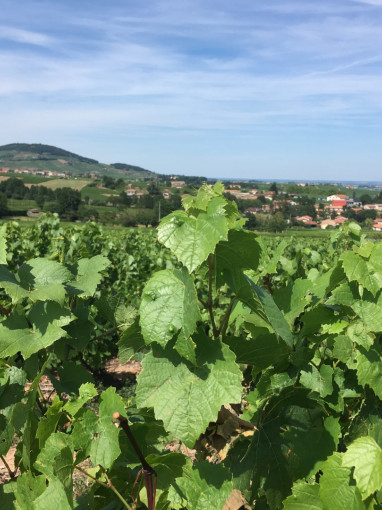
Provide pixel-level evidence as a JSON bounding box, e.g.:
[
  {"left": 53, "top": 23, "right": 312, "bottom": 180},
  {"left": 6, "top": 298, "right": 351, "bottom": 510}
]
[{"left": 0, "top": 143, "right": 156, "bottom": 180}]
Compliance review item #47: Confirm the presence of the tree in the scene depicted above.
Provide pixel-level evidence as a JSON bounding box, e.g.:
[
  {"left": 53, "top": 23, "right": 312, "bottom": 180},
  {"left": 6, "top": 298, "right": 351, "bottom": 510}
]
[
  {"left": 364, "top": 218, "right": 374, "bottom": 229},
  {"left": 147, "top": 182, "right": 161, "bottom": 196},
  {"left": 0, "top": 177, "right": 27, "bottom": 199},
  {"left": 268, "top": 212, "right": 286, "bottom": 232},
  {"left": 55, "top": 188, "right": 82, "bottom": 216},
  {"left": 0, "top": 191, "right": 8, "bottom": 217},
  {"left": 360, "top": 193, "right": 372, "bottom": 205},
  {"left": 270, "top": 182, "right": 278, "bottom": 195}
]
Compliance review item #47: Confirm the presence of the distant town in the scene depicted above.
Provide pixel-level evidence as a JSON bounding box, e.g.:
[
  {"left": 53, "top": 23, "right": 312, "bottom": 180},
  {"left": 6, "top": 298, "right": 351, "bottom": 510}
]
[{"left": 1, "top": 146, "right": 382, "bottom": 232}]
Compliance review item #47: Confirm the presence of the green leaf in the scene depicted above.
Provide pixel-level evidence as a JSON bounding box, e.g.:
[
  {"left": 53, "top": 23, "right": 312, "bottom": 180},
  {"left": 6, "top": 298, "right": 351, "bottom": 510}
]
[
  {"left": 283, "top": 481, "right": 323, "bottom": 510},
  {"left": 183, "top": 182, "right": 224, "bottom": 212},
  {"left": 215, "top": 229, "right": 261, "bottom": 275},
  {"left": 369, "top": 244, "right": 382, "bottom": 275},
  {"left": 118, "top": 318, "right": 146, "bottom": 363},
  {"left": 53, "top": 362, "right": 93, "bottom": 396},
  {"left": 333, "top": 335, "right": 355, "bottom": 365},
  {"left": 0, "top": 265, "right": 29, "bottom": 303},
  {"left": 0, "top": 302, "right": 72, "bottom": 359},
  {"left": 356, "top": 346, "right": 382, "bottom": 399},
  {"left": 223, "top": 268, "right": 266, "bottom": 320},
  {"left": 327, "top": 281, "right": 359, "bottom": 308},
  {"left": 343, "top": 436, "right": 382, "bottom": 499},
  {"left": 144, "top": 452, "right": 190, "bottom": 491},
  {"left": 273, "top": 278, "right": 312, "bottom": 326},
  {"left": 71, "top": 409, "right": 99, "bottom": 464},
  {"left": 36, "top": 396, "right": 64, "bottom": 448},
  {"left": 63, "top": 382, "right": 97, "bottom": 417},
  {"left": 33, "top": 479, "right": 72, "bottom": 510},
  {"left": 34, "top": 432, "right": 74, "bottom": 505},
  {"left": 261, "top": 240, "right": 288, "bottom": 275},
  {"left": 15, "top": 472, "right": 47, "bottom": 510},
  {"left": 300, "top": 364, "right": 334, "bottom": 398},
  {"left": 300, "top": 305, "right": 337, "bottom": 336},
  {"left": 172, "top": 461, "right": 232, "bottom": 510},
  {"left": 225, "top": 332, "right": 290, "bottom": 369},
  {"left": 352, "top": 300, "right": 382, "bottom": 333},
  {"left": 347, "top": 322, "right": 374, "bottom": 350},
  {"left": 319, "top": 453, "right": 365, "bottom": 510},
  {"left": 157, "top": 202, "right": 229, "bottom": 273},
  {"left": 139, "top": 268, "right": 201, "bottom": 348},
  {"left": 90, "top": 387, "right": 126, "bottom": 468},
  {"left": 0, "top": 225, "right": 6, "bottom": 264},
  {"left": 67, "top": 255, "right": 110, "bottom": 297},
  {"left": 341, "top": 251, "right": 380, "bottom": 296},
  {"left": 18, "top": 258, "right": 73, "bottom": 305},
  {"left": 283, "top": 414, "right": 341, "bottom": 479},
  {"left": 136, "top": 332, "right": 242, "bottom": 447},
  {"left": 249, "top": 282, "right": 294, "bottom": 348}
]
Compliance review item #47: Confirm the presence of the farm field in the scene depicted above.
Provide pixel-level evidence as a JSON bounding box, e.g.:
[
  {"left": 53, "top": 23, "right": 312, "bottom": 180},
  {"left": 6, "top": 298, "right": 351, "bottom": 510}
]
[
  {"left": 0, "top": 184, "right": 382, "bottom": 508},
  {"left": 35, "top": 178, "right": 91, "bottom": 190}
]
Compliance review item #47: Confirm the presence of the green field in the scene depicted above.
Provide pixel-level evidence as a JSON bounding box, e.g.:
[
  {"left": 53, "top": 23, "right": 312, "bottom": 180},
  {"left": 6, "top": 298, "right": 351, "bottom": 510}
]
[
  {"left": 36, "top": 178, "right": 91, "bottom": 190},
  {"left": 6, "top": 198, "right": 38, "bottom": 211},
  {"left": 81, "top": 185, "right": 121, "bottom": 202}
]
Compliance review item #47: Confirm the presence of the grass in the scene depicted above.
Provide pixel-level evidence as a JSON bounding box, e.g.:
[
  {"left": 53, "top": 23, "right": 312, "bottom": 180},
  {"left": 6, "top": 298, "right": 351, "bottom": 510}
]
[
  {"left": 19, "top": 175, "right": 53, "bottom": 184},
  {"left": 81, "top": 185, "right": 121, "bottom": 202},
  {"left": 256, "top": 229, "right": 331, "bottom": 239},
  {"left": 7, "top": 199, "right": 38, "bottom": 211},
  {"left": 37, "top": 179, "right": 91, "bottom": 191}
]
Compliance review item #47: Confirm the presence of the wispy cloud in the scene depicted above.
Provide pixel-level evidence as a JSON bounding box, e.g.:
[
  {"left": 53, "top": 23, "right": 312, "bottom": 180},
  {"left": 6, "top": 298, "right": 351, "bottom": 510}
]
[
  {"left": 1, "top": 0, "right": 382, "bottom": 178},
  {"left": 0, "top": 26, "right": 53, "bottom": 46}
]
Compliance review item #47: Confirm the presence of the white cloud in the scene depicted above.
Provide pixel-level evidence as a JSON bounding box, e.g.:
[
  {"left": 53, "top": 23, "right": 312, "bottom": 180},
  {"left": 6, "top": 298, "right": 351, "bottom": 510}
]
[
  {"left": 352, "top": 0, "right": 382, "bottom": 5},
  {"left": 0, "top": 26, "right": 53, "bottom": 46}
]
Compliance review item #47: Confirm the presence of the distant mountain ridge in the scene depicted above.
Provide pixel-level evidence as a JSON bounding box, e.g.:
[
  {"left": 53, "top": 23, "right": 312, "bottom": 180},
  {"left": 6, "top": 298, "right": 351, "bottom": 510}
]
[{"left": 0, "top": 143, "right": 156, "bottom": 179}]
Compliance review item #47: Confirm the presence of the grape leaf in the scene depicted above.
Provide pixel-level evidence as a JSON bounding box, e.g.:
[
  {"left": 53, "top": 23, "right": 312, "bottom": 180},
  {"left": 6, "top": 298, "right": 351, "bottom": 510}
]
[
  {"left": 172, "top": 461, "right": 232, "bottom": 510},
  {"left": 67, "top": 255, "right": 110, "bottom": 297},
  {"left": 33, "top": 479, "right": 72, "bottom": 510},
  {"left": 136, "top": 332, "right": 242, "bottom": 447},
  {"left": 319, "top": 453, "right": 365, "bottom": 510},
  {"left": 139, "top": 268, "right": 200, "bottom": 348},
  {"left": 90, "top": 387, "right": 126, "bottom": 469},
  {"left": 300, "top": 364, "right": 334, "bottom": 398},
  {"left": 15, "top": 472, "right": 47, "bottom": 509},
  {"left": 273, "top": 278, "right": 312, "bottom": 326},
  {"left": 0, "top": 225, "right": 6, "bottom": 265},
  {"left": 352, "top": 300, "right": 382, "bottom": 333},
  {"left": 63, "top": 382, "right": 97, "bottom": 417},
  {"left": 0, "top": 265, "right": 29, "bottom": 303},
  {"left": 157, "top": 203, "right": 228, "bottom": 273},
  {"left": 249, "top": 282, "right": 294, "bottom": 348},
  {"left": 356, "top": 346, "right": 382, "bottom": 399},
  {"left": 283, "top": 481, "right": 323, "bottom": 510},
  {"left": 0, "top": 302, "right": 72, "bottom": 359},
  {"left": 341, "top": 252, "right": 380, "bottom": 296},
  {"left": 343, "top": 436, "right": 382, "bottom": 499},
  {"left": 215, "top": 229, "right": 261, "bottom": 275}
]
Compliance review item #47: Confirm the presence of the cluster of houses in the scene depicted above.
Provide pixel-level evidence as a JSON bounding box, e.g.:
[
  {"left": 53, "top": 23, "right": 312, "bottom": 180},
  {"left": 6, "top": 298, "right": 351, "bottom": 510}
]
[
  {"left": 243, "top": 190, "right": 382, "bottom": 231},
  {"left": 123, "top": 180, "right": 187, "bottom": 200},
  {"left": 0, "top": 166, "right": 67, "bottom": 178}
]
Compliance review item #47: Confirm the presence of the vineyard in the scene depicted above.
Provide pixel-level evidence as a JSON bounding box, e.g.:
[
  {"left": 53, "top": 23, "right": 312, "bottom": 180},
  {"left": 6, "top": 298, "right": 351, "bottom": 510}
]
[{"left": 0, "top": 183, "right": 382, "bottom": 509}]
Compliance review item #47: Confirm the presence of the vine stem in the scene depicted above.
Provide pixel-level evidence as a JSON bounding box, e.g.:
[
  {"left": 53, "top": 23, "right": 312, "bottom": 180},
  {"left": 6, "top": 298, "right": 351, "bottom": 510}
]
[
  {"left": 207, "top": 254, "right": 219, "bottom": 338},
  {"left": 113, "top": 412, "right": 157, "bottom": 510},
  {"left": 75, "top": 465, "right": 133, "bottom": 510},
  {"left": 1, "top": 454, "right": 15, "bottom": 479},
  {"left": 218, "top": 297, "right": 236, "bottom": 338}
]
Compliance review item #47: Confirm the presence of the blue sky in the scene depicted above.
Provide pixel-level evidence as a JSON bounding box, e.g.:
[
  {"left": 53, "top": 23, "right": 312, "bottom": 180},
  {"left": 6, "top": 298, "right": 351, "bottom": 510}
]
[{"left": 1, "top": 0, "right": 382, "bottom": 180}]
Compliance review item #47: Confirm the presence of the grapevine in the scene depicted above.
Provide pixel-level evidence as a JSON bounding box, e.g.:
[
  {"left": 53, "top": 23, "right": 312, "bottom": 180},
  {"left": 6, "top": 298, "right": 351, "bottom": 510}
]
[{"left": 0, "top": 184, "right": 382, "bottom": 509}]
